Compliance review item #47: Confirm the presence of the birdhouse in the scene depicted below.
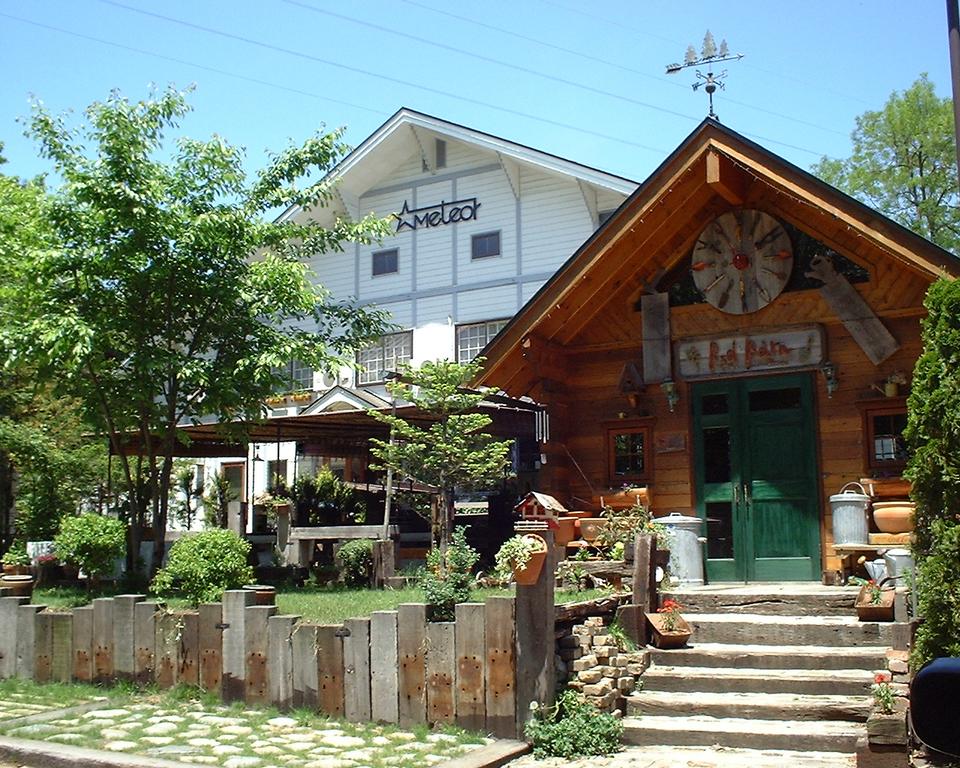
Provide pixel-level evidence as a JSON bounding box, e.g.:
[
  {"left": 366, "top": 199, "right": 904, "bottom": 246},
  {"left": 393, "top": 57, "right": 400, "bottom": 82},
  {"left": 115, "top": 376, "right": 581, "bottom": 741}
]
[{"left": 514, "top": 492, "right": 568, "bottom": 524}]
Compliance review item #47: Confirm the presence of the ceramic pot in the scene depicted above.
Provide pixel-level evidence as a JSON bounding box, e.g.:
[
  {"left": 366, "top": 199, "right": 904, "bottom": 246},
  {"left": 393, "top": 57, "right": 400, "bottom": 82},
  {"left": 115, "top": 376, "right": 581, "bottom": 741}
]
[
  {"left": 552, "top": 517, "right": 577, "bottom": 547},
  {"left": 577, "top": 518, "right": 606, "bottom": 542},
  {"left": 872, "top": 501, "right": 915, "bottom": 534},
  {"left": 513, "top": 534, "right": 547, "bottom": 586},
  {"left": 565, "top": 511, "right": 594, "bottom": 521},
  {"left": 0, "top": 574, "right": 34, "bottom": 598}
]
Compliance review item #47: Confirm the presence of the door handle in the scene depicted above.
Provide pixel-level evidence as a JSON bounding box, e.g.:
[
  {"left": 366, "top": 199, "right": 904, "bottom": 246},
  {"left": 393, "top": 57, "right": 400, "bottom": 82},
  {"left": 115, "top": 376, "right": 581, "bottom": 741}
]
[
  {"left": 733, "top": 485, "right": 739, "bottom": 505},
  {"left": 743, "top": 484, "right": 751, "bottom": 506}
]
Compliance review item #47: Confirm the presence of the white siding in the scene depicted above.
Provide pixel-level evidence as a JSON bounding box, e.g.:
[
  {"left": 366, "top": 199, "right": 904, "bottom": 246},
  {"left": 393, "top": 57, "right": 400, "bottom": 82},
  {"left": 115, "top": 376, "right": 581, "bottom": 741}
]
[
  {"left": 416, "top": 294, "right": 453, "bottom": 325},
  {"left": 457, "top": 285, "right": 517, "bottom": 324},
  {"left": 520, "top": 169, "right": 594, "bottom": 274},
  {"left": 457, "top": 169, "right": 518, "bottom": 284},
  {"left": 413, "top": 180, "right": 455, "bottom": 290},
  {"left": 308, "top": 250, "right": 355, "bottom": 298},
  {"left": 357, "top": 188, "right": 413, "bottom": 301}
]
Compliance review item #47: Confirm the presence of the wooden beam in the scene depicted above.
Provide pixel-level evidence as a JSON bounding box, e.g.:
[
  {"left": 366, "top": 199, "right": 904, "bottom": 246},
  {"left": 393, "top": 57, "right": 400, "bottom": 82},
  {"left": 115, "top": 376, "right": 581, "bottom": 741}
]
[{"left": 706, "top": 150, "right": 747, "bottom": 205}]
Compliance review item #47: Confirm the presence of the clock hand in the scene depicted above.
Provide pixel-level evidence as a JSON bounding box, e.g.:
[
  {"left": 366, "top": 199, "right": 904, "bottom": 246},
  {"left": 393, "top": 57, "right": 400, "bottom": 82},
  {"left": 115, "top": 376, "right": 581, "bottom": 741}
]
[
  {"left": 757, "top": 283, "right": 772, "bottom": 304},
  {"left": 761, "top": 267, "right": 787, "bottom": 280},
  {"left": 715, "top": 221, "right": 738, "bottom": 252},
  {"left": 739, "top": 275, "right": 747, "bottom": 311},
  {"left": 754, "top": 227, "right": 783, "bottom": 249},
  {"left": 704, "top": 273, "right": 728, "bottom": 292},
  {"left": 697, "top": 239, "right": 722, "bottom": 254},
  {"left": 692, "top": 260, "right": 715, "bottom": 271}
]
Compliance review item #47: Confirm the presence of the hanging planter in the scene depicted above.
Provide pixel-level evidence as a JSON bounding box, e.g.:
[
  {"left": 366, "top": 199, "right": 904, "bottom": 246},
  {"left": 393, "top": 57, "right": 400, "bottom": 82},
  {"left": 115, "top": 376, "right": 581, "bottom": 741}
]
[{"left": 495, "top": 533, "right": 548, "bottom": 586}]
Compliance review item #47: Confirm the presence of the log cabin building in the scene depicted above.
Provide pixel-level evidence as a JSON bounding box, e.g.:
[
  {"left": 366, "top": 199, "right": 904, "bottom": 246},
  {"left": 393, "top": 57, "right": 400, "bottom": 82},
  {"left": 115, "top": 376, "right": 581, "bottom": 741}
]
[{"left": 476, "top": 119, "right": 960, "bottom": 582}]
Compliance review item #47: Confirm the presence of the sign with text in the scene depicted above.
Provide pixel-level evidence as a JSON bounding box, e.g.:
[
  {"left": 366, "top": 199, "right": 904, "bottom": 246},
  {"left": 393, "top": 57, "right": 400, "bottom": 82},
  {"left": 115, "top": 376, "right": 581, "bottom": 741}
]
[
  {"left": 674, "top": 325, "right": 825, "bottom": 379},
  {"left": 394, "top": 197, "right": 480, "bottom": 232}
]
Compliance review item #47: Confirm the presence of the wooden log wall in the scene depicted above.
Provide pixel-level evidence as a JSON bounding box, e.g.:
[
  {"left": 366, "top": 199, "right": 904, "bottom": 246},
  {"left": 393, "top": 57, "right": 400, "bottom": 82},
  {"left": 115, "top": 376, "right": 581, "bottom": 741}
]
[
  {"left": 0, "top": 590, "right": 537, "bottom": 738},
  {"left": 542, "top": 282, "right": 927, "bottom": 573}
]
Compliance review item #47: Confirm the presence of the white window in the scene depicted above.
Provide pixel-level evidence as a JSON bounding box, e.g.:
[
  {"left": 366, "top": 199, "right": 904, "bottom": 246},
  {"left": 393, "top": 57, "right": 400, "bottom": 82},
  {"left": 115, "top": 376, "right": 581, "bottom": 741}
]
[
  {"left": 456, "top": 319, "right": 509, "bottom": 363},
  {"left": 273, "top": 359, "right": 313, "bottom": 392},
  {"left": 471, "top": 231, "right": 501, "bottom": 260},
  {"left": 372, "top": 248, "right": 398, "bottom": 276},
  {"left": 358, "top": 332, "right": 413, "bottom": 384}
]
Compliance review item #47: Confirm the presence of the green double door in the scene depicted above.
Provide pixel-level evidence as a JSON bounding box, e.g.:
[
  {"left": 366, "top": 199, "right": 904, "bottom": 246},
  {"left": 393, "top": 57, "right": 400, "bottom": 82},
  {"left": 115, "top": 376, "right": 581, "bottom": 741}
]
[{"left": 692, "top": 373, "right": 821, "bottom": 582}]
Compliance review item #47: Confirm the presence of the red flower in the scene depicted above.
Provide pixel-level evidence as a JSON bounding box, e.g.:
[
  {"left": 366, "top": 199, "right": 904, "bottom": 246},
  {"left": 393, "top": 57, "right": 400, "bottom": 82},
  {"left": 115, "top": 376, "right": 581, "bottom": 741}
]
[{"left": 874, "top": 672, "right": 889, "bottom": 684}]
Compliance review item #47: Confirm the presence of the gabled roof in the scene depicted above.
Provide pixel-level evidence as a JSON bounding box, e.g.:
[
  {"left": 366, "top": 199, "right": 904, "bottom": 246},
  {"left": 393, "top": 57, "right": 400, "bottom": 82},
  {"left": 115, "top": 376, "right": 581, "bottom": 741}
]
[
  {"left": 278, "top": 108, "right": 637, "bottom": 223},
  {"left": 476, "top": 118, "right": 960, "bottom": 392}
]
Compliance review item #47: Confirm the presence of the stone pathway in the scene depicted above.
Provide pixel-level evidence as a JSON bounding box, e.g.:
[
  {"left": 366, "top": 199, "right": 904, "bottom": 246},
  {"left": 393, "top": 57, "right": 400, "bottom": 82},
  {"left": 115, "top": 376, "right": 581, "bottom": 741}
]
[
  {"left": 0, "top": 689, "right": 104, "bottom": 722},
  {"left": 0, "top": 698, "right": 488, "bottom": 768},
  {"left": 507, "top": 745, "right": 856, "bottom": 768}
]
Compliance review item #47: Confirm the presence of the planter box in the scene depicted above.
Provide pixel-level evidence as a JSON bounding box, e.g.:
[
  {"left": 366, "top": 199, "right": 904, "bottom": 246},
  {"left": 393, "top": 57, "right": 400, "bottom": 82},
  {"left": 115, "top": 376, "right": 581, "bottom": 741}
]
[
  {"left": 645, "top": 612, "right": 692, "bottom": 649},
  {"left": 856, "top": 585, "right": 895, "bottom": 622}
]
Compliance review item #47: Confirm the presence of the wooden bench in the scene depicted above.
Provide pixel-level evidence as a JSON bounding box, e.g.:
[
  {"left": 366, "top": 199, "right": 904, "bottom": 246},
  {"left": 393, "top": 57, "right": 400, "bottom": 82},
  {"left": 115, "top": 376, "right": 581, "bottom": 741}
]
[
  {"left": 287, "top": 525, "right": 399, "bottom": 568},
  {"left": 832, "top": 544, "right": 893, "bottom": 584}
]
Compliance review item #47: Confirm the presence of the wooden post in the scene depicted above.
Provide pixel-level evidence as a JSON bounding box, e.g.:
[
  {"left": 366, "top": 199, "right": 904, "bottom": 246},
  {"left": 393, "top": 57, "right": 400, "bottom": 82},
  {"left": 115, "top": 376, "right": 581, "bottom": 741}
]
[
  {"left": 34, "top": 611, "right": 53, "bottom": 683},
  {"left": 113, "top": 594, "right": 145, "bottom": 680},
  {"left": 134, "top": 601, "right": 158, "bottom": 684},
  {"left": 50, "top": 612, "right": 73, "bottom": 683},
  {"left": 92, "top": 597, "right": 115, "bottom": 682},
  {"left": 245, "top": 604, "right": 277, "bottom": 704},
  {"left": 426, "top": 621, "right": 456, "bottom": 725},
  {"left": 72, "top": 605, "right": 94, "bottom": 682},
  {"left": 515, "top": 529, "right": 555, "bottom": 737},
  {"left": 292, "top": 623, "right": 319, "bottom": 710},
  {"left": 370, "top": 610, "right": 399, "bottom": 723},
  {"left": 16, "top": 604, "right": 44, "bottom": 679},
  {"left": 154, "top": 610, "right": 180, "bottom": 688},
  {"left": 397, "top": 603, "right": 427, "bottom": 727},
  {"left": 268, "top": 614, "right": 298, "bottom": 710},
  {"left": 0, "top": 597, "right": 26, "bottom": 679},
  {"left": 198, "top": 603, "right": 223, "bottom": 694},
  {"left": 222, "top": 589, "right": 255, "bottom": 702},
  {"left": 343, "top": 617, "right": 371, "bottom": 722},
  {"left": 484, "top": 596, "right": 516, "bottom": 739},
  {"left": 628, "top": 533, "right": 657, "bottom": 646},
  {"left": 454, "top": 602, "right": 486, "bottom": 733},
  {"left": 316, "top": 624, "right": 345, "bottom": 717},
  {"left": 179, "top": 610, "right": 200, "bottom": 686}
]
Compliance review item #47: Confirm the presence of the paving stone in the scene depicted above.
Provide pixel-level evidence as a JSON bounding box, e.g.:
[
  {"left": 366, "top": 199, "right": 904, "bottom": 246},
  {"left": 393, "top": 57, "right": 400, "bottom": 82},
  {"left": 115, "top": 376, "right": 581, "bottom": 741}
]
[
  {"left": 253, "top": 746, "right": 284, "bottom": 756},
  {"left": 222, "top": 724, "right": 254, "bottom": 736},
  {"left": 47, "top": 733, "right": 86, "bottom": 743},
  {"left": 144, "top": 721, "right": 179, "bottom": 735},
  {"left": 199, "top": 715, "right": 237, "bottom": 725},
  {"left": 139, "top": 736, "right": 175, "bottom": 745},
  {"left": 285, "top": 741, "right": 315, "bottom": 752},
  {"left": 319, "top": 733, "right": 365, "bottom": 748},
  {"left": 266, "top": 717, "right": 298, "bottom": 728},
  {"left": 85, "top": 708, "right": 130, "bottom": 719},
  {"left": 427, "top": 733, "right": 459, "bottom": 743},
  {"left": 182, "top": 757, "right": 219, "bottom": 765},
  {"left": 212, "top": 744, "right": 244, "bottom": 755},
  {"left": 390, "top": 732, "right": 417, "bottom": 741},
  {"left": 105, "top": 740, "right": 139, "bottom": 751},
  {"left": 371, "top": 736, "right": 391, "bottom": 746},
  {"left": 101, "top": 728, "right": 131, "bottom": 740},
  {"left": 224, "top": 757, "right": 263, "bottom": 768}
]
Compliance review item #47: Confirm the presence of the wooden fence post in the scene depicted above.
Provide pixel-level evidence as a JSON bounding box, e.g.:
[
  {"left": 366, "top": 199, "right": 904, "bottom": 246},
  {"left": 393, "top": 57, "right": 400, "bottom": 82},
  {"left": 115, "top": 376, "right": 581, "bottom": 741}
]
[
  {"left": 198, "top": 603, "right": 223, "bottom": 694},
  {"left": 92, "top": 597, "right": 115, "bottom": 682},
  {"left": 0, "top": 597, "right": 26, "bottom": 679},
  {"left": 34, "top": 611, "right": 53, "bottom": 683},
  {"left": 134, "top": 601, "right": 159, "bottom": 684},
  {"left": 343, "top": 617, "right": 371, "bottom": 722},
  {"left": 72, "top": 605, "right": 94, "bottom": 682},
  {"left": 222, "top": 589, "right": 254, "bottom": 702},
  {"left": 179, "top": 610, "right": 200, "bottom": 686},
  {"left": 397, "top": 603, "right": 427, "bottom": 727},
  {"left": 515, "top": 529, "right": 555, "bottom": 737},
  {"left": 454, "top": 602, "right": 486, "bottom": 732},
  {"left": 268, "top": 614, "right": 299, "bottom": 710},
  {"left": 426, "top": 621, "right": 455, "bottom": 725},
  {"left": 316, "top": 625, "right": 345, "bottom": 717},
  {"left": 292, "top": 623, "right": 319, "bottom": 710},
  {"left": 113, "top": 594, "right": 145, "bottom": 681},
  {"left": 16, "top": 604, "right": 44, "bottom": 680},
  {"left": 370, "top": 611, "right": 399, "bottom": 724},
  {"left": 484, "top": 596, "right": 516, "bottom": 739},
  {"left": 50, "top": 612, "right": 73, "bottom": 683},
  {"left": 626, "top": 532, "right": 657, "bottom": 647},
  {"left": 244, "top": 605, "right": 277, "bottom": 704}
]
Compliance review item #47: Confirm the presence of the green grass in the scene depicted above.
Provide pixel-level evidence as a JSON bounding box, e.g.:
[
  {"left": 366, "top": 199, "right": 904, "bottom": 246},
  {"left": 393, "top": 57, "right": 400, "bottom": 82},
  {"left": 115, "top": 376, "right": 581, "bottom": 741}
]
[{"left": 33, "top": 582, "right": 612, "bottom": 623}]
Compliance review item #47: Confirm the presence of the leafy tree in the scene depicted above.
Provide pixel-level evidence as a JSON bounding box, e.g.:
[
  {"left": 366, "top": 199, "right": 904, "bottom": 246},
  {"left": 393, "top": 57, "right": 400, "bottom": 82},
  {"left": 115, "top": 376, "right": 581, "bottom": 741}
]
[
  {"left": 170, "top": 460, "right": 203, "bottom": 530},
  {"left": 369, "top": 359, "right": 512, "bottom": 548},
  {"left": 812, "top": 74, "right": 959, "bottom": 253},
  {"left": 55, "top": 513, "right": 127, "bottom": 581},
  {"left": 202, "top": 471, "right": 235, "bottom": 530},
  {"left": 0, "top": 145, "right": 105, "bottom": 543},
  {"left": 3, "top": 87, "right": 392, "bottom": 572}
]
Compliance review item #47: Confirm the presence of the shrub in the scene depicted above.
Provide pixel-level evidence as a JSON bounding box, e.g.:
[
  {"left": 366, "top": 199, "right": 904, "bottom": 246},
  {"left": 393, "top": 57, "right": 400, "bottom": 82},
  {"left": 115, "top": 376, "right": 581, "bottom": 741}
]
[
  {"left": 335, "top": 538, "right": 374, "bottom": 587},
  {"left": 419, "top": 526, "right": 478, "bottom": 621},
  {"left": 151, "top": 529, "right": 253, "bottom": 605},
  {"left": 525, "top": 690, "right": 623, "bottom": 758},
  {"left": 1, "top": 541, "right": 31, "bottom": 568},
  {"left": 54, "top": 513, "right": 126, "bottom": 578},
  {"left": 911, "top": 519, "right": 960, "bottom": 669}
]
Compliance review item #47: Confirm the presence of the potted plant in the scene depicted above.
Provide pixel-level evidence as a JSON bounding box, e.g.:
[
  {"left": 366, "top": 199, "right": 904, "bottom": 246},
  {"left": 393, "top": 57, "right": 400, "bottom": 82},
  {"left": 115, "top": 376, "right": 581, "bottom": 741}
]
[
  {"left": 645, "top": 598, "right": 692, "bottom": 648},
  {"left": 2, "top": 543, "right": 31, "bottom": 575},
  {"left": 852, "top": 576, "right": 895, "bottom": 621},
  {"left": 495, "top": 533, "right": 548, "bottom": 585}
]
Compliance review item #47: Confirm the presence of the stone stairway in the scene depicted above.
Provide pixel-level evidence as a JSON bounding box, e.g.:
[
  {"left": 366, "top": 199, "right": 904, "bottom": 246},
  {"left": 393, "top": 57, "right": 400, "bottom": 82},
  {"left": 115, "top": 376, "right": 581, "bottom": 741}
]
[{"left": 621, "top": 585, "right": 892, "bottom": 764}]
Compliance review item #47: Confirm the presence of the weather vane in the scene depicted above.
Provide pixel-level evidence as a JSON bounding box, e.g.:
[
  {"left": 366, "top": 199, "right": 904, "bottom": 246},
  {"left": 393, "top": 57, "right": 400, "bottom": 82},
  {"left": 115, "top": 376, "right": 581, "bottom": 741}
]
[{"left": 665, "top": 31, "right": 743, "bottom": 120}]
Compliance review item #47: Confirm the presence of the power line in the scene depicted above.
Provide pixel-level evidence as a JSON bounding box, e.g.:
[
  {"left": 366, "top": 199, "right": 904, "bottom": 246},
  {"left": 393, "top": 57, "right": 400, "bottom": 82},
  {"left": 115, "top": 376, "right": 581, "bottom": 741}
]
[
  {"left": 93, "top": 0, "right": 673, "bottom": 158},
  {"left": 395, "top": 0, "right": 847, "bottom": 138},
  {"left": 0, "top": 11, "right": 387, "bottom": 118}
]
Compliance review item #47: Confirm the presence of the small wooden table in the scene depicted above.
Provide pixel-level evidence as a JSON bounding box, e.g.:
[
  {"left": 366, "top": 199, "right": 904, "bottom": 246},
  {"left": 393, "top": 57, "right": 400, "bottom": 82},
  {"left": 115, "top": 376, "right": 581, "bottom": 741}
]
[
  {"left": 832, "top": 544, "right": 893, "bottom": 584},
  {"left": 287, "top": 525, "right": 399, "bottom": 567}
]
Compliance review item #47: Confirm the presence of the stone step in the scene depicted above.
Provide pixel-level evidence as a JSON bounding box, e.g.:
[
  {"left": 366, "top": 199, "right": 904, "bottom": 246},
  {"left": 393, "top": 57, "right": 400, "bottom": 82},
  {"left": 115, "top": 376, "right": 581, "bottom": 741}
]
[
  {"left": 611, "top": 744, "right": 857, "bottom": 768},
  {"left": 664, "top": 585, "right": 858, "bottom": 617},
  {"left": 621, "top": 714, "right": 864, "bottom": 752},
  {"left": 641, "top": 665, "right": 872, "bottom": 696},
  {"left": 627, "top": 689, "right": 873, "bottom": 722},
  {"left": 649, "top": 642, "right": 887, "bottom": 671},
  {"left": 687, "top": 612, "right": 894, "bottom": 646}
]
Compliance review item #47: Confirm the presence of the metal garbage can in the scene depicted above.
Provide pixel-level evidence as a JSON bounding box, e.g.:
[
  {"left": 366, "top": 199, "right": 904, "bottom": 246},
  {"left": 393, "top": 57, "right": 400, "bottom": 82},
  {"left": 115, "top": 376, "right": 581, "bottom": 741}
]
[
  {"left": 658, "top": 512, "right": 705, "bottom": 585},
  {"left": 829, "top": 482, "right": 870, "bottom": 545}
]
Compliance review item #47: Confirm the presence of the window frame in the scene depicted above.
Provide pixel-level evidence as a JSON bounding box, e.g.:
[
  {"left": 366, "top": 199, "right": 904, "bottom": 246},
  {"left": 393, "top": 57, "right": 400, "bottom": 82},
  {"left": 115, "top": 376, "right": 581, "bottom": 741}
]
[
  {"left": 455, "top": 318, "right": 510, "bottom": 363},
  {"left": 859, "top": 397, "right": 909, "bottom": 475},
  {"left": 471, "top": 231, "right": 501, "bottom": 260},
  {"left": 357, "top": 331, "right": 413, "bottom": 385},
  {"left": 605, "top": 418, "right": 654, "bottom": 485},
  {"left": 372, "top": 248, "right": 399, "bottom": 277}
]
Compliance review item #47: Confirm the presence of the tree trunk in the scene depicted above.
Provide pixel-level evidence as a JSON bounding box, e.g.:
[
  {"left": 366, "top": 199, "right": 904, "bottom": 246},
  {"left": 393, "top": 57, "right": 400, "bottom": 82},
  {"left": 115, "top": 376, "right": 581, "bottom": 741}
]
[
  {"left": 151, "top": 453, "right": 175, "bottom": 577},
  {"left": 0, "top": 451, "right": 12, "bottom": 546}
]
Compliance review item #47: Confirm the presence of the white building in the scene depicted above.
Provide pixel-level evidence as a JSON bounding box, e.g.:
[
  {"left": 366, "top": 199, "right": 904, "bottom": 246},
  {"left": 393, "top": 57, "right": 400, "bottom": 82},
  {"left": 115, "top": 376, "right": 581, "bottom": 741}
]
[{"left": 198, "top": 108, "right": 637, "bottom": 524}]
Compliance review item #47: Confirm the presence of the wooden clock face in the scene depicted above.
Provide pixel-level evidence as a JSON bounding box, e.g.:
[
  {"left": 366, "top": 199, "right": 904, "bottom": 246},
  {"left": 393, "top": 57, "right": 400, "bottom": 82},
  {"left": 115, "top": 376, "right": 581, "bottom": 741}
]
[{"left": 691, "top": 210, "right": 793, "bottom": 314}]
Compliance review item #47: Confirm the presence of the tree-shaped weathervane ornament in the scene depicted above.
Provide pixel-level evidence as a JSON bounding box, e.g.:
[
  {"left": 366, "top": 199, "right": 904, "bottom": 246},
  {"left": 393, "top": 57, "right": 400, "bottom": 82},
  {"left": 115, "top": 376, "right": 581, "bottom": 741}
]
[{"left": 665, "top": 31, "right": 743, "bottom": 121}]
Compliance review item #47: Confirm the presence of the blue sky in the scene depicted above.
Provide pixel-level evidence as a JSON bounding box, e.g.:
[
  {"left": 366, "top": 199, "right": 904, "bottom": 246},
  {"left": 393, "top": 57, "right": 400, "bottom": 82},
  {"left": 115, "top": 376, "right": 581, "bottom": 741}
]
[{"left": 0, "top": 1, "right": 952, "bottom": 186}]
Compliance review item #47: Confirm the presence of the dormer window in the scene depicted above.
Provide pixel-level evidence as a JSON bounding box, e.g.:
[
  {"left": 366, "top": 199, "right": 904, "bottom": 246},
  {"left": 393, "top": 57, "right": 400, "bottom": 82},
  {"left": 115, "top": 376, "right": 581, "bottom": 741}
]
[{"left": 435, "top": 139, "right": 447, "bottom": 169}]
